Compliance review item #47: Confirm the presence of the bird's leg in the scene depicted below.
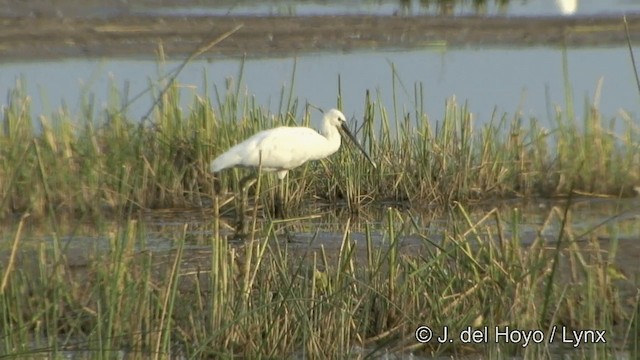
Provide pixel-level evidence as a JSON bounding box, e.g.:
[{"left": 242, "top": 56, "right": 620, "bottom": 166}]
[
  {"left": 212, "top": 175, "right": 222, "bottom": 196},
  {"left": 235, "top": 174, "right": 257, "bottom": 235},
  {"left": 212, "top": 174, "right": 221, "bottom": 240},
  {"left": 274, "top": 178, "right": 287, "bottom": 218}
]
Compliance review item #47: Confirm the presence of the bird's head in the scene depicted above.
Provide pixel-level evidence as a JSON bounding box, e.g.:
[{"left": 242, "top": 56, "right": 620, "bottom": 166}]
[
  {"left": 324, "top": 108, "right": 377, "bottom": 169},
  {"left": 325, "top": 108, "right": 347, "bottom": 127}
]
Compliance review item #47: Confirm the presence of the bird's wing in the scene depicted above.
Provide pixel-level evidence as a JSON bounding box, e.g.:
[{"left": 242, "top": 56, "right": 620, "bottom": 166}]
[
  {"left": 242, "top": 127, "right": 329, "bottom": 170},
  {"left": 211, "top": 127, "right": 329, "bottom": 172}
]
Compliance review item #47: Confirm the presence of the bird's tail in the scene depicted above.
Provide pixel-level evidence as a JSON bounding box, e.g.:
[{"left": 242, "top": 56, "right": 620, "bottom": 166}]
[
  {"left": 209, "top": 159, "right": 223, "bottom": 173},
  {"left": 209, "top": 151, "right": 238, "bottom": 174}
]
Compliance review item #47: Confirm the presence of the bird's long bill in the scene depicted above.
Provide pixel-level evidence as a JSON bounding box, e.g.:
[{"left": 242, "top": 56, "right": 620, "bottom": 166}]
[{"left": 340, "top": 123, "right": 377, "bottom": 168}]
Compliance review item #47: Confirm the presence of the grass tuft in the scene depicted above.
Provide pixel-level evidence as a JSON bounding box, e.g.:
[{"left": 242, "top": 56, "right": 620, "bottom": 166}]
[
  {"left": 0, "top": 203, "right": 636, "bottom": 358},
  {"left": 1, "top": 67, "right": 640, "bottom": 219}
]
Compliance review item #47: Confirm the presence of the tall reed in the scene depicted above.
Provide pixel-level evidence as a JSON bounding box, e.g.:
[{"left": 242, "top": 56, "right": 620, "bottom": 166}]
[
  {"left": 0, "top": 204, "right": 636, "bottom": 358},
  {"left": 1, "top": 66, "right": 639, "bottom": 219}
]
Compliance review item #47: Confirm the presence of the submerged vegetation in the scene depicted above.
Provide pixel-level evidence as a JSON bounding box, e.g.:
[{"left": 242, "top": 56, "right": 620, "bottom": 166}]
[{"left": 1, "top": 64, "right": 639, "bottom": 358}]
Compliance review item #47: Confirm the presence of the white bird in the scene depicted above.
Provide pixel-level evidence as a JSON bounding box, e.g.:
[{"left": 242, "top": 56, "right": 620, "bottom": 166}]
[
  {"left": 210, "top": 108, "right": 376, "bottom": 179},
  {"left": 555, "top": 0, "right": 577, "bottom": 15}
]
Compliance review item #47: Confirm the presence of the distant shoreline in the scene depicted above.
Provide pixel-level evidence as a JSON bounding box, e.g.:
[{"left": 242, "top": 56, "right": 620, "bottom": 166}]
[{"left": 1, "top": 14, "right": 640, "bottom": 60}]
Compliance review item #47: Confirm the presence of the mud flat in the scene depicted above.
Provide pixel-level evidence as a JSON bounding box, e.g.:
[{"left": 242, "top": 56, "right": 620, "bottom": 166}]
[{"left": 1, "top": 14, "right": 640, "bottom": 60}]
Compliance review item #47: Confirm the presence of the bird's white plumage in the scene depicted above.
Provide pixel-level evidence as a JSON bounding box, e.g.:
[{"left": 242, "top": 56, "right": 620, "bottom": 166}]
[
  {"left": 555, "top": 0, "right": 577, "bottom": 15},
  {"left": 210, "top": 109, "right": 350, "bottom": 180}
]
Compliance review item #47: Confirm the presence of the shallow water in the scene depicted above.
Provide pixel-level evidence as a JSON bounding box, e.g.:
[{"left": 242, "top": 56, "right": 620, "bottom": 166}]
[
  {"left": 2, "top": 2, "right": 639, "bottom": 358},
  {"left": 1, "top": 0, "right": 638, "bottom": 18},
  {"left": 3, "top": 198, "right": 639, "bottom": 359},
  {"left": 7, "top": 198, "right": 640, "bottom": 268},
  {"left": 2, "top": 46, "right": 638, "bottom": 133}
]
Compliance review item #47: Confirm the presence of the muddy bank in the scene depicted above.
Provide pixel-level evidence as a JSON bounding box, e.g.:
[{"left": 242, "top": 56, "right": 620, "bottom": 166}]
[{"left": 1, "top": 14, "right": 640, "bottom": 60}]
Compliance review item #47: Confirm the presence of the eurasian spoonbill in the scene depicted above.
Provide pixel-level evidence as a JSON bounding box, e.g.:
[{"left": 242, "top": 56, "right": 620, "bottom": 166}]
[{"left": 210, "top": 108, "right": 376, "bottom": 179}]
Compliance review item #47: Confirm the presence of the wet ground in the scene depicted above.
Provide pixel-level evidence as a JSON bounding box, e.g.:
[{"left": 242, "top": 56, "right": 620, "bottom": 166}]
[
  {"left": 3, "top": 14, "right": 640, "bottom": 60},
  {"left": 2, "top": 196, "right": 639, "bottom": 357},
  {"left": 2, "top": 2, "right": 639, "bottom": 357},
  {"left": 5, "top": 197, "right": 640, "bottom": 277}
]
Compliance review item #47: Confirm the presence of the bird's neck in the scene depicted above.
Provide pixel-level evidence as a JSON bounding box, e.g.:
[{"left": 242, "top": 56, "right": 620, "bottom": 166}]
[
  {"left": 321, "top": 122, "right": 341, "bottom": 146},
  {"left": 318, "top": 122, "right": 341, "bottom": 156},
  {"left": 319, "top": 120, "right": 335, "bottom": 137}
]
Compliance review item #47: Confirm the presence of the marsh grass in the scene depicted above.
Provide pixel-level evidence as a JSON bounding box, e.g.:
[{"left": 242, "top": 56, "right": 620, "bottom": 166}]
[
  {"left": 2, "top": 64, "right": 640, "bottom": 219},
  {"left": 0, "top": 204, "right": 637, "bottom": 358},
  {"left": 1, "top": 63, "right": 639, "bottom": 357}
]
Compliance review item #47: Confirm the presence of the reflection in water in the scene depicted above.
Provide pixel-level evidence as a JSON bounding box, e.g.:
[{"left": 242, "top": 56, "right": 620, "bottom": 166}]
[
  {"left": 7, "top": 198, "right": 640, "bottom": 254},
  {"left": 2, "top": 200, "right": 638, "bottom": 359},
  {"left": 555, "top": 0, "right": 578, "bottom": 15}
]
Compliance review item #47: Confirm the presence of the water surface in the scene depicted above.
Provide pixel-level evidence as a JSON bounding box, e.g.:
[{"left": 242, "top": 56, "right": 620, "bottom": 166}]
[
  {"left": 2, "top": 46, "right": 637, "bottom": 130},
  {"left": 2, "top": 0, "right": 639, "bottom": 18}
]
